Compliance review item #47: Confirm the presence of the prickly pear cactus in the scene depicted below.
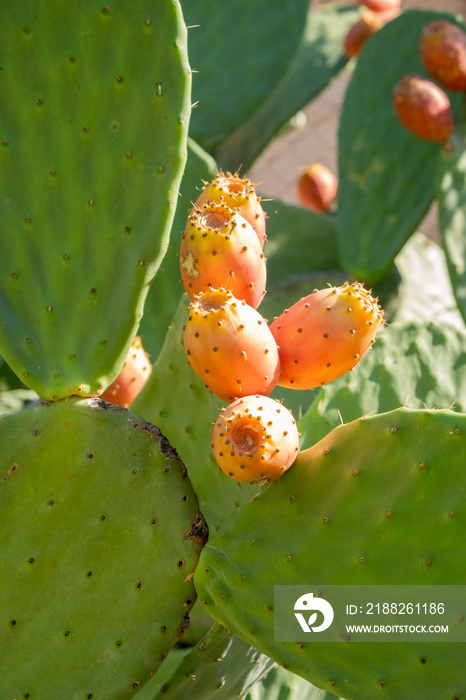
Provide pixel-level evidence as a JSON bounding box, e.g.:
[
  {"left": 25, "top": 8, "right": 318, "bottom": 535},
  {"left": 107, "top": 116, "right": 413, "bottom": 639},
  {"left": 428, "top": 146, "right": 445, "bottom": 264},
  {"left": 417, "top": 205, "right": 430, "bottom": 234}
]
[
  {"left": 338, "top": 9, "right": 464, "bottom": 284},
  {"left": 0, "top": 0, "right": 191, "bottom": 399},
  {"left": 0, "top": 397, "right": 207, "bottom": 699},
  {"left": 195, "top": 407, "right": 466, "bottom": 700},
  {"left": 215, "top": 3, "right": 360, "bottom": 172},
  {"left": 182, "top": 0, "right": 309, "bottom": 155},
  {"left": 132, "top": 295, "right": 263, "bottom": 534}
]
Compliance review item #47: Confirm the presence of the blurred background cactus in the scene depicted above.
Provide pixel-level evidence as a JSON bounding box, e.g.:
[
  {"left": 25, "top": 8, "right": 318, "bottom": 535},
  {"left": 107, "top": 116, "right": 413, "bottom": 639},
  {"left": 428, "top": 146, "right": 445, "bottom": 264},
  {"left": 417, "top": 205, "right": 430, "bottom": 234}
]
[{"left": 1, "top": 1, "right": 466, "bottom": 698}]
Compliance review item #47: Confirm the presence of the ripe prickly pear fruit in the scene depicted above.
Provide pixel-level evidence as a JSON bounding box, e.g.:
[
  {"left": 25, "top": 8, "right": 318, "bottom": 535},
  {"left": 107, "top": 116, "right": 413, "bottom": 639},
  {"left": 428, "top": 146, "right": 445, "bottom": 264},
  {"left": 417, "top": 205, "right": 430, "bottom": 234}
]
[
  {"left": 269, "top": 282, "right": 384, "bottom": 390},
  {"left": 180, "top": 202, "right": 266, "bottom": 309},
  {"left": 297, "top": 163, "right": 338, "bottom": 212},
  {"left": 357, "top": 0, "right": 400, "bottom": 14},
  {"left": 183, "top": 289, "right": 280, "bottom": 402},
  {"left": 343, "top": 10, "right": 384, "bottom": 59},
  {"left": 101, "top": 336, "right": 151, "bottom": 408},
  {"left": 194, "top": 171, "right": 267, "bottom": 248},
  {"left": 420, "top": 20, "right": 466, "bottom": 92},
  {"left": 392, "top": 74, "right": 454, "bottom": 143},
  {"left": 211, "top": 395, "right": 300, "bottom": 483}
]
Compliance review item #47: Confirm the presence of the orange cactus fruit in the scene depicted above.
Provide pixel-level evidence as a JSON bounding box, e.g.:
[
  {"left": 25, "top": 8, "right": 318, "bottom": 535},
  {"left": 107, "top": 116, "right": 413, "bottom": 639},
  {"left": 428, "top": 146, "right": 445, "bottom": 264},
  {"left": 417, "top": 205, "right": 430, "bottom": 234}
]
[
  {"left": 211, "top": 395, "right": 300, "bottom": 483},
  {"left": 183, "top": 289, "right": 280, "bottom": 403},
  {"left": 101, "top": 336, "right": 152, "bottom": 408},
  {"left": 297, "top": 163, "right": 338, "bottom": 212},
  {"left": 392, "top": 74, "right": 454, "bottom": 143},
  {"left": 357, "top": 0, "right": 401, "bottom": 14},
  {"left": 420, "top": 20, "right": 466, "bottom": 92},
  {"left": 180, "top": 202, "right": 266, "bottom": 310},
  {"left": 343, "top": 10, "right": 384, "bottom": 59},
  {"left": 193, "top": 171, "right": 267, "bottom": 248},
  {"left": 269, "top": 282, "right": 384, "bottom": 390}
]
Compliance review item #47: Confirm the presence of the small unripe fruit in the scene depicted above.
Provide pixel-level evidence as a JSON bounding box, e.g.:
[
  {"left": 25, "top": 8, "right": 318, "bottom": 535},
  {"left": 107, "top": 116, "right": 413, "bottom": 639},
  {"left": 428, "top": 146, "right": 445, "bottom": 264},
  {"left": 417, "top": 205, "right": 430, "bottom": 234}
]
[
  {"left": 420, "top": 20, "right": 466, "bottom": 92},
  {"left": 297, "top": 163, "right": 338, "bottom": 213},
  {"left": 193, "top": 171, "right": 266, "bottom": 248},
  {"left": 101, "top": 336, "right": 151, "bottom": 408},
  {"left": 270, "top": 282, "right": 384, "bottom": 390},
  {"left": 343, "top": 11, "right": 384, "bottom": 59},
  {"left": 211, "top": 395, "right": 300, "bottom": 483},
  {"left": 179, "top": 202, "right": 266, "bottom": 309},
  {"left": 392, "top": 74, "right": 454, "bottom": 143},
  {"left": 183, "top": 289, "right": 280, "bottom": 402}
]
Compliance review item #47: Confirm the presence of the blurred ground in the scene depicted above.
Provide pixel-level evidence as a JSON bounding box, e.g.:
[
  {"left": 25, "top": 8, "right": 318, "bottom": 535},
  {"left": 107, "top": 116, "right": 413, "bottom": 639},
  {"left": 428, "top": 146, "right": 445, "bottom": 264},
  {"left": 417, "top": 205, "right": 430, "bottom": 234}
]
[{"left": 249, "top": 0, "right": 466, "bottom": 240}]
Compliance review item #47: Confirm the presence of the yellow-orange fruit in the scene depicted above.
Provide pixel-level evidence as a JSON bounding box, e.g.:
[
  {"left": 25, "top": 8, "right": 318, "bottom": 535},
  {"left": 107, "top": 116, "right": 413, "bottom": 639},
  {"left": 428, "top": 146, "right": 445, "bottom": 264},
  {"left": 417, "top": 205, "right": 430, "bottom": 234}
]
[
  {"left": 183, "top": 289, "right": 280, "bottom": 402},
  {"left": 180, "top": 202, "right": 266, "bottom": 309},
  {"left": 270, "top": 282, "right": 384, "bottom": 390},
  {"left": 297, "top": 163, "right": 338, "bottom": 213},
  {"left": 101, "top": 336, "right": 151, "bottom": 408},
  {"left": 211, "top": 395, "right": 300, "bottom": 483},
  {"left": 193, "top": 171, "right": 267, "bottom": 248}
]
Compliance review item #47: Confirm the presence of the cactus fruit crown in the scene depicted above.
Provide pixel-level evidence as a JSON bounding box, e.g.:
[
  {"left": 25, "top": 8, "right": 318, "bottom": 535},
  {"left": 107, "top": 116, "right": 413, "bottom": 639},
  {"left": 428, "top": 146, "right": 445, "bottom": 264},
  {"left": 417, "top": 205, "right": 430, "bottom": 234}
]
[
  {"left": 192, "top": 170, "right": 267, "bottom": 248},
  {"left": 202, "top": 170, "right": 258, "bottom": 201}
]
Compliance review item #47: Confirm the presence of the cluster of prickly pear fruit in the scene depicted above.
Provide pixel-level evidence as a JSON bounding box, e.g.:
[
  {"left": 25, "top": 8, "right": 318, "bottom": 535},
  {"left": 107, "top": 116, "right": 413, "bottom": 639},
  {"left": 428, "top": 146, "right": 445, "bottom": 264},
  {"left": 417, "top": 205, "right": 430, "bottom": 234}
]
[
  {"left": 179, "top": 173, "right": 384, "bottom": 483},
  {"left": 392, "top": 20, "right": 466, "bottom": 142}
]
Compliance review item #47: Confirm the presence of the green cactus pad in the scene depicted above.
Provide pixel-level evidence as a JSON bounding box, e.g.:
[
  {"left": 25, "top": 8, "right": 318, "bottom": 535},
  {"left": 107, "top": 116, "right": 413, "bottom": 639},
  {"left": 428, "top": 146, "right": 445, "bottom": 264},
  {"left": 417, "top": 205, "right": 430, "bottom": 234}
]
[
  {"left": 0, "top": 0, "right": 191, "bottom": 399},
  {"left": 133, "top": 295, "right": 263, "bottom": 534},
  {"left": 215, "top": 2, "right": 359, "bottom": 172},
  {"left": 195, "top": 407, "right": 466, "bottom": 700},
  {"left": 138, "top": 622, "right": 275, "bottom": 699},
  {"left": 182, "top": 0, "right": 309, "bottom": 154},
  {"left": 338, "top": 10, "right": 464, "bottom": 284},
  {"left": 437, "top": 104, "right": 466, "bottom": 324},
  {"left": 0, "top": 397, "right": 207, "bottom": 699},
  {"left": 299, "top": 318, "right": 466, "bottom": 448}
]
